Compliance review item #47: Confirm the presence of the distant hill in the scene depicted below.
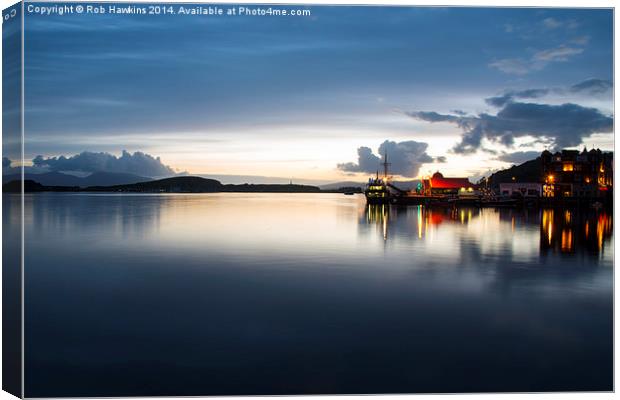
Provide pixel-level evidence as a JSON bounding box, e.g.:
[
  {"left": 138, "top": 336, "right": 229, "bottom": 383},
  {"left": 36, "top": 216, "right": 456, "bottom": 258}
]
[
  {"left": 5, "top": 175, "right": 341, "bottom": 194},
  {"left": 3, "top": 172, "right": 83, "bottom": 187},
  {"left": 2, "top": 171, "right": 152, "bottom": 187},
  {"left": 82, "top": 171, "right": 152, "bottom": 186},
  {"left": 319, "top": 181, "right": 365, "bottom": 191},
  {"left": 86, "top": 177, "right": 322, "bottom": 193},
  {"left": 198, "top": 174, "right": 325, "bottom": 186},
  {"left": 223, "top": 183, "right": 321, "bottom": 193},
  {"left": 485, "top": 157, "right": 542, "bottom": 188},
  {"left": 87, "top": 176, "right": 223, "bottom": 193},
  {"left": 3, "top": 180, "right": 80, "bottom": 193}
]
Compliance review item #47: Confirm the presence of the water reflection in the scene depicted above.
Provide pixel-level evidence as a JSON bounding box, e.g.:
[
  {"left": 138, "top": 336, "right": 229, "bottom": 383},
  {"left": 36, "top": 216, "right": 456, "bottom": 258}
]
[
  {"left": 363, "top": 204, "right": 613, "bottom": 258},
  {"left": 540, "top": 209, "right": 613, "bottom": 256},
  {"left": 12, "top": 193, "right": 613, "bottom": 396}
]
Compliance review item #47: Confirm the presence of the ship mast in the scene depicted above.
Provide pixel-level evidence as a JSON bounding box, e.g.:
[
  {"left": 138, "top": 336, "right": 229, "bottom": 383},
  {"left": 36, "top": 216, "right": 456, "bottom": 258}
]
[{"left": 382, "top": 152, "right": 391, "bottom": 179}]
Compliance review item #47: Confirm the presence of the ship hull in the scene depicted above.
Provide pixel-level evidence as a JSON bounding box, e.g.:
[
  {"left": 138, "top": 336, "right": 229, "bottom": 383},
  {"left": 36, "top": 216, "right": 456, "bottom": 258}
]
[{"left": 364, "top": 189, "right": 390, "bottom": 204}]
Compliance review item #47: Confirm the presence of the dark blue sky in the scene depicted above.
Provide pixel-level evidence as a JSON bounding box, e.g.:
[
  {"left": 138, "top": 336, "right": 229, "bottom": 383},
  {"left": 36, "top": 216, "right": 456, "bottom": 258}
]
[{"left": 20, "top": 5, "right": 613, "bottom": 181}]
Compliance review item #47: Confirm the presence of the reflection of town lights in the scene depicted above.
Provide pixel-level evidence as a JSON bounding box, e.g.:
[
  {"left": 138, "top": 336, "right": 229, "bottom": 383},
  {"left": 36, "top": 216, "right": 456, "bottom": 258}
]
[
  {"left": 561, "top": 229, "right": 573, "bottom": 252},
  {"left": 542, "top": 209, "right": 553, "bottom": 245},
  {"left": 417, "top": 206, "right": 422, "bottom": 239}
]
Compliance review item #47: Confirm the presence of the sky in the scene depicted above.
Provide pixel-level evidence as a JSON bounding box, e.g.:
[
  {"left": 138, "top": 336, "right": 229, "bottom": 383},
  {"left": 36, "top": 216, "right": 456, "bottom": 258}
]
[{"left": 13, "top": 5, "right": 615, "bottom": 183}]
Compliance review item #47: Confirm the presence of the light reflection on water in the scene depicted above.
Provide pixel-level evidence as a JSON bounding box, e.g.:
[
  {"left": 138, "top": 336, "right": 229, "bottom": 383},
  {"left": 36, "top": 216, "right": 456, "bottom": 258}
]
[
  {"left": 362, "top": 203, "right": 613, "bottom": 261},
  {"left": 10, "top": 193, "right": 613, "bottom": 396}
]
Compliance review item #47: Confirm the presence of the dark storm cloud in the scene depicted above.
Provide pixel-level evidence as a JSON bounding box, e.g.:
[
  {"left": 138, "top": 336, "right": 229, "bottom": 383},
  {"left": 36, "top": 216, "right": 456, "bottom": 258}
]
[
  {"left": 485, "top": 88, "right": 550, "bottom": 107},
  {"left": 570, "top": 78, "right": 613, "bottom": 94},
  {"left": 496, "top": 151, "right": 541, "bottom": 164},
  {"left": 32, "top": 150, "right": 176, "bottom": 177},
  {"left": 486, "top": 78, "right": 612, "bottom": 108},
  {"left": 408, "top": 102, "right": 613, "bottom": 154},
  {"left": 337, "top": 140, "right": 439, "bottom": 177}
]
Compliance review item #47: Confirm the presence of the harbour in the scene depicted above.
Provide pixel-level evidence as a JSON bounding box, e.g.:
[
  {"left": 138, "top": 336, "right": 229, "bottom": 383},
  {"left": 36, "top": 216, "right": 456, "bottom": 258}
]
[{"left": 363, "top": 149, "right": 613, "bottom": 209}]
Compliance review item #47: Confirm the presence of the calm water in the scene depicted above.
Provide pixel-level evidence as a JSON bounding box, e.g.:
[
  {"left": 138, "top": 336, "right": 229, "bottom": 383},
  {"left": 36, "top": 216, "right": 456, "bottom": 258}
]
[{"left": 9, "top": 193, "right": 613, "bottom": 396}]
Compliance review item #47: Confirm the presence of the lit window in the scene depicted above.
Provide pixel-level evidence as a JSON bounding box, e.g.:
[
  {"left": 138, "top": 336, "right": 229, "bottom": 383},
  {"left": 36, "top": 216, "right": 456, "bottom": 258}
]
[{"left": 563, "top": 163, "right": 574, "bottom": 171}]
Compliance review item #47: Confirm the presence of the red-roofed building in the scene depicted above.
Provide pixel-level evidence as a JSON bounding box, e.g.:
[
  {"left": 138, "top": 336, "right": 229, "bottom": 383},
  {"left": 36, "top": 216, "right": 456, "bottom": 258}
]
[{"left": 423, "top": 172, "right": 477, "bottom": 196}]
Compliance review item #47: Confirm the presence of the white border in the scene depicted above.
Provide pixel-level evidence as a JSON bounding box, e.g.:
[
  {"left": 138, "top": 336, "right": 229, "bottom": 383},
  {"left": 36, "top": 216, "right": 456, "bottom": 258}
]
[{"left": 0, "top": 1, "right": 616, "bottom": 400}]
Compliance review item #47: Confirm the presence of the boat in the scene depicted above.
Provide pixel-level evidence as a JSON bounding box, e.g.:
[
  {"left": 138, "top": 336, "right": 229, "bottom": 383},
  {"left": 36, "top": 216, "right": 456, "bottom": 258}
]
[
  {"left": 364, "top": 153, "right": 392, "bottom": 204},
  {"left": 365, "top": 174, "right": 390, "bottom": 204}
]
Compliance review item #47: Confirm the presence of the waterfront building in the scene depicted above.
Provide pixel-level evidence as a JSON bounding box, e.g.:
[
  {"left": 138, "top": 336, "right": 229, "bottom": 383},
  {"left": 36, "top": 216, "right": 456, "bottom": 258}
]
[
  {"left": 541, "top": 149, "right": 613, "bottom": 198},
  {"left": 422, "top": 172, "right": 477, "bottom": 196},
  {"left": 499, "top": 183, "right": 542, "bottom": 198}
]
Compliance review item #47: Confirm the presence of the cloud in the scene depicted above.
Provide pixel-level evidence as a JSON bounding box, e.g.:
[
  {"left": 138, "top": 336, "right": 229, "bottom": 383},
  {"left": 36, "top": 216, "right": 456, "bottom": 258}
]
[
  {"left": 496, "top": 151, "right": 541, "bottom": 164},
  {"left": 570, "top": 78, "right": 613, "bottom": 95},
  {"left": 533, "top": 45, "right": 583, "bottom": 63},
  {"left": 486, "top": 78, "right": 612, "bottom": 108},
  {"left": 486, "top": 88, "right": 550, "bottom": 107},
  {"left": 542, "top": 17, "right": 562, "bottom": 29},
  {"left": 3, "top": 157, "right": 11, "bottom": 169},
  {"left": 489, "top": 45, "right": 584, "bottom": 75},
  {"left": 542, "top": 17, "right": 579, "bottom": 30},
  {"left": 570, "top": 36, "right": 590, "bottom": 45},
  {"left": 32, "top": 150, "right": 176, "bottom": 177},
  {"left": 337, "top": 140, "right": 439, "bottom": 177},
  {"left": 488, "top": 58, "right": 531, "bottom": 75},
  {"left": 408, "top": 102, "right": 612, "bottom": 155}
]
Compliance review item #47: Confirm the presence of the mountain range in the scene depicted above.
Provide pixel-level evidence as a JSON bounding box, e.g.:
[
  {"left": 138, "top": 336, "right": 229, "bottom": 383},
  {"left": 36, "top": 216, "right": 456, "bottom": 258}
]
[
  {"left": 4, "top": 176, "right": 324, "bottom": 193},
  {"left": 2, "top": 171, "right": 152, "bottom": 187}
]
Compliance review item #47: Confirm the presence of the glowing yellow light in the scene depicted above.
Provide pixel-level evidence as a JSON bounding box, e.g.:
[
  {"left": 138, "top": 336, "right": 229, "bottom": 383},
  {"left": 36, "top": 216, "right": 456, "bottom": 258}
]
[
  {"left": 562, "top": 163, "right": 574, "bottom": 172},
  {"left": 561, "top": 229, "right": 573, "bottom": 252},
  {"left": 542, "top": 209, "right": 554, "bottom": 245},
  {"left": 547, "top": 175, "right": 555, "bottom": 182},
  {"left": 417, "top": 206, "right": 422, "bottom": 239},
  {"left": 564, "top": 210, "right": 571, "bottom": 224}
]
